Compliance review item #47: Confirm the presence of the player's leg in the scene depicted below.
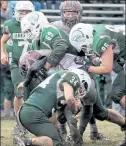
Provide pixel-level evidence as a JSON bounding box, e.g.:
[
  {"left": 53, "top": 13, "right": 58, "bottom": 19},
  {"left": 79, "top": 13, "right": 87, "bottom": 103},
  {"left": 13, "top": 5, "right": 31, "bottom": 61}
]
[
  {"left": 120, "top": 95, "right": 126, "bottom": 108},
  {"left": 93, "top": 94, "right": 126, "bottom": 132},
  {"left": 89, "top": 116, "right": 107, "bottom": 141},
  {"left": 93, "top": 93, "right": 125, "bottom": 125},
  {"left": 3, "top": 99, "right": 12, "bottom": 117},
  {"left": 3, "top": 77, "right": 14, "bottom": 118},
  {"left": 10, "top": 62, "right": 26, "bottom": 135},
  {"left": 79, "top": 79, "right": 96, "bottom": 137},
  {"left": 17, "top": 104, "right": 65, "bottom": 146},
  {"left": 79, "top": 78, "right": 106, "bottom": 140},
  {"left": 108, "top": 71, "right": 126, "bottom": 108},
  {"left": 107, "top": 71, "right": 126, "bottom": 146},
  {"left": 10, "top": 64, "right": 24, "bottom": 116},
  {"left": 88, "top": 78, "right": 107, "bottom": 141}
]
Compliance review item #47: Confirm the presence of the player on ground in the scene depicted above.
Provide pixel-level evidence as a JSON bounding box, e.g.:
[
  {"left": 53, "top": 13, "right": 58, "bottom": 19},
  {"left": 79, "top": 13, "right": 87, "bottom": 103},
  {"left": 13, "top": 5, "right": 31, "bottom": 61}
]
[{"left": 15, "top": 69, "right": 92, "bottom": 146}]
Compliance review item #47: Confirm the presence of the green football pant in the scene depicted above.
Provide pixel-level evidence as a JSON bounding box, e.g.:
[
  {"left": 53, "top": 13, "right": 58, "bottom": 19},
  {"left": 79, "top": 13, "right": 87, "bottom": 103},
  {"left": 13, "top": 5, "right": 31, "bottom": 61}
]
[
  {"left": 10, "top": 61, "right": 24, "bottom": 98},
  {"left": 93, "top": 94, "right": 108, "bottom": 121},
  {"left": 4, "top": 77, "right": 14, "bottom": 101},
  {"left": 19, "top": 104, "right": 63, "bottom": 146}
]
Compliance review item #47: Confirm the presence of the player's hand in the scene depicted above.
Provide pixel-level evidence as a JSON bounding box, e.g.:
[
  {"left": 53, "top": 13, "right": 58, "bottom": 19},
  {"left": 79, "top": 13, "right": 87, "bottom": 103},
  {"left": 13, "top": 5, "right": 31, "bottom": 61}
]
[
  {"left": 17, "top": 82, "right": 24, "bottom": 89},
  {"left": 83, "top": 61, "right": 92, "bottom": 72},
  {"left": 38, "top": 67, "right": 48, "bottom": 78},
  {"left": 1, "top": 51, "right": 9, "bottom": 64},
  {"left": 75, "top": 99, "right": 81, "bottom": 110}
]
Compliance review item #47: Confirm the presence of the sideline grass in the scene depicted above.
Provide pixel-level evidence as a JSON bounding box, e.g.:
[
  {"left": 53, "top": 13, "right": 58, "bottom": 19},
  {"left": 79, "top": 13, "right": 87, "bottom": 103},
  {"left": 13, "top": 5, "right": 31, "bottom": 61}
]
[{"left": 1, "top": 119, "right": 124, "bottom": 146}]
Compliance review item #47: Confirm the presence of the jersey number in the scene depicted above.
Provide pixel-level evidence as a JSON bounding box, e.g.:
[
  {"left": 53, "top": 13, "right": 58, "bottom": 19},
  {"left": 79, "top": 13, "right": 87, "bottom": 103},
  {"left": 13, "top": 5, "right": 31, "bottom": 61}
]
[
  {"left": 70, "top": 76, "right": 78, "bottom": 86},
  {"left": 18, "top": 41, "right": 26, "bottom": 47},
  {"left": 101, "top": 42, "right": 109, "bottom": 51},
  {"left": 45, "top": 32, "right": 54, "bottom": 41}
]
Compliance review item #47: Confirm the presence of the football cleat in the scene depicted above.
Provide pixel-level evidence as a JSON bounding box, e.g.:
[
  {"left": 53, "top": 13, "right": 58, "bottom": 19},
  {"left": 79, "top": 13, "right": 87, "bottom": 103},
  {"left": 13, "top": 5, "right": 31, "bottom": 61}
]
[{"left": 90, "top": 132, "right": 108, "bottom": 141}]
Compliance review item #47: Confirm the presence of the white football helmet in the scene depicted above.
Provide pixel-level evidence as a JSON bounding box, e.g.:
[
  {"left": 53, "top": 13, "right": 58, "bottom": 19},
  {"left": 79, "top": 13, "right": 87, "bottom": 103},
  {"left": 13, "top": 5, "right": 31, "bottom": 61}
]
[
  {"left": 14, "top": 1, "right": 35, "bottom": 22},
  {"left": 21, "top": 11, "right": 49, "bottom": 40},
  {"left": 69, "top": 23, "right": 94, "bottom": 52},
  {"left": 69, "top": 68, "right": 91, "bottom": 98}
]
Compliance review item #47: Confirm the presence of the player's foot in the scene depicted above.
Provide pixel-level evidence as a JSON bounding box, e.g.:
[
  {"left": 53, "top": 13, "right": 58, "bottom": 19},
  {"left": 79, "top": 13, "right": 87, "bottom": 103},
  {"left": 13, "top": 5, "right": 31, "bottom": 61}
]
[
  {"left": 69, "top": 116, "right": 83, "bottom": 146},
  {"left": 90, "top": 132, "right": 108, "bottom": 141},
  {"left": 121, "top": 124, "right": 126, "bottom": 131}
]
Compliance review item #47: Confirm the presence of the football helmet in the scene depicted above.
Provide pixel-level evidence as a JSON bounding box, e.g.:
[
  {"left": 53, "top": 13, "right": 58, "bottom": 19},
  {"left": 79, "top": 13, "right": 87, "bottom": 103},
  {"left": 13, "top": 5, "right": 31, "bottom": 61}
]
[
  {"left": 19, "top": 50, "right": 51, "bottom": 76},
  {"left": 60, "top": 1, "right": 82, "bottom": 28},
  {"left": 69, "top": 68, "right": 91, "bottom": 98},
  {"left": 21, "top": 11, "right": 49, "bottom": 40},
  {"left": 14, "top": 1, "right": 35, "bottom": 22},
  {"left": 69, "top": 23, "right": 94, "bottom": 52}
]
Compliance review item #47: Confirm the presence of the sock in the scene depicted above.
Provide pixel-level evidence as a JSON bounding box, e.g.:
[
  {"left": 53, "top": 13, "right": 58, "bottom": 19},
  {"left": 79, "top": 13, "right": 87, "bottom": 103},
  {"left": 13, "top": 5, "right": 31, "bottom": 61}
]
[{"left": 90, "top": 124, "right": 98, "bottom": 133}]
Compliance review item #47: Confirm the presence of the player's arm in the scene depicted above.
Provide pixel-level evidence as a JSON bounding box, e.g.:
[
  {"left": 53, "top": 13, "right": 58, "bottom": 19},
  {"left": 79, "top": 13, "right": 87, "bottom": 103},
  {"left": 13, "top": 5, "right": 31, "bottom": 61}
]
[
  {"left": 1, "top": 22, "right": 10, "bottom": 64},
  {"left": 88, "top": 44, "right": 114, "bottom": 74},
  {"left": 60, "top": 72, "right": 80, "bottom": 113},
  {"left": 44, "top": 37, "right": 69, "bottom": 69},
  {"left": 1, "top": 34, "right": 10, "bottom": 53},
  {"left": 1, "top": 21, "right": 10, "bottom": 53},
  {"left": 42, "top": 27, "right": 69, "bottom": 69},
  {"left": 62, "top": 82, "right": 77, "bottom": 113}
]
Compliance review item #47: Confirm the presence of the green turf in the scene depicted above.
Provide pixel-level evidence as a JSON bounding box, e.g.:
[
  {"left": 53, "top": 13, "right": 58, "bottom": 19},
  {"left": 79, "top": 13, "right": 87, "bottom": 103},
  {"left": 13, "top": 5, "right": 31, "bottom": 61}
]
[{"left": 1, "top": 119, "right": 124, "bottom": 146}]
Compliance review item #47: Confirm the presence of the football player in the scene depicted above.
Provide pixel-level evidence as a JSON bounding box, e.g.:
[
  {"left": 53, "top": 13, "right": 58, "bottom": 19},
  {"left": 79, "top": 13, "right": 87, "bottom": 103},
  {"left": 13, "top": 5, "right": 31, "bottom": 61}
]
[
  {"left": 69, "top": 23, "right": 126, "bottom": 145},
  {"left": 14, "top": 69, "right": 92, "bottom": 146},
  {"left": 1, "top": 0, "right": 36, "bottom": 135},
  {"left": 51, "top": 0, "right": 82, "bottom": 34}
]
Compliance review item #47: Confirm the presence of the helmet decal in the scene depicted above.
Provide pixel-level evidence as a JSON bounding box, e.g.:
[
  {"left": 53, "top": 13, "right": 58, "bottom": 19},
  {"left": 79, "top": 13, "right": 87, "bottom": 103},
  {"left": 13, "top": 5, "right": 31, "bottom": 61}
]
[
  {"left": 70, "top": 28, "right": 86, "bottom": 43},
  {"left": 69, "top": 23, "right": 93, "bottom": 52}
]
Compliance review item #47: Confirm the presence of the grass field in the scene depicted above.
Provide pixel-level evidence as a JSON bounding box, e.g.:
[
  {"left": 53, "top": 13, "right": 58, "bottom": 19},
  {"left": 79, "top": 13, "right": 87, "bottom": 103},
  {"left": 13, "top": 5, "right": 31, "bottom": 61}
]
[{"left": 1, "top": 119, "right": 124, "bottom": 146}]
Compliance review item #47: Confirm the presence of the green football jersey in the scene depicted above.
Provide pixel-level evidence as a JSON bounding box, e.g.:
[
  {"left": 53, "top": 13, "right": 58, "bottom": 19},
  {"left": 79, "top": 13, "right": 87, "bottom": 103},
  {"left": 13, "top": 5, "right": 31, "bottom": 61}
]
[
  {"left": 25, "top": 70, "right": 80, "bottom": 117},
  {"left": 2, "top": 19, "right": 31, "bottom": 61},
  {"left": 93, "top": 24, "right": 125, "bottom": 60},
  {"left": 29, "top": 25, "right": 77, "bottom": 66}
]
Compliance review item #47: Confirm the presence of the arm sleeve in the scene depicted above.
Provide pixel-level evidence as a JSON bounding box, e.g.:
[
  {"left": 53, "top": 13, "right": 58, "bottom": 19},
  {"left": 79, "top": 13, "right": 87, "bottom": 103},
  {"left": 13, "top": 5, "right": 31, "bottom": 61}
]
[
  {"left": 59, "top": 72, "right": 80, "bottom": 91},
  {"left": 96, "top": 37, "right": 116, "bottom": 55},
  {"left": 47, "top": 37, "right": 69, "bottom": 66}
]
